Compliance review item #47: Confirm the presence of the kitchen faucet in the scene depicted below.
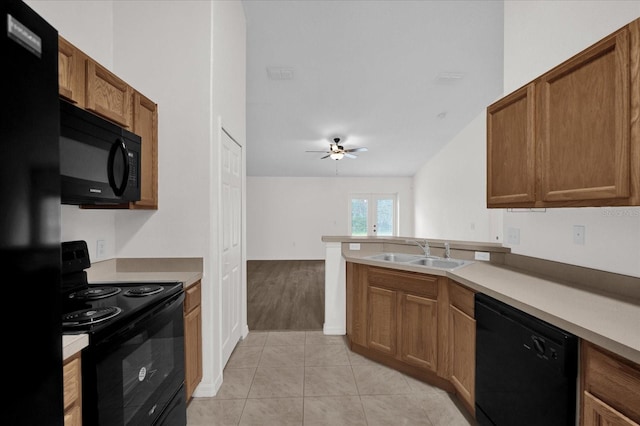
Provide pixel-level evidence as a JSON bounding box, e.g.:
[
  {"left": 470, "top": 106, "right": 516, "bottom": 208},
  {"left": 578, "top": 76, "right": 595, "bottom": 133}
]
[
  {"left": 409, "top": 240, "right": 431, "bottom": 257},
  {"left": 444, "top": 242, "right": 451, "bottom": 259}
]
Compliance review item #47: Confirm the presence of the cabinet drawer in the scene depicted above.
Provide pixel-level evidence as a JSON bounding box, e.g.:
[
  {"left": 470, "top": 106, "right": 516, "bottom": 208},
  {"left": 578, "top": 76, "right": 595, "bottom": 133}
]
[
  {"left": 63, "top": 355, "right": 81, "bottom": 410},
  {"left": 582, "top": 341, "right": 640, "bottom": 424},
  {"left": 185, "top": 281, "right": 202, "bottom": 313},
  {"left": 368, "top": 266, "right": 438, "bottom": 298},
  {"left": 449, "top": 280, "right": 475, "bottom": 318}
]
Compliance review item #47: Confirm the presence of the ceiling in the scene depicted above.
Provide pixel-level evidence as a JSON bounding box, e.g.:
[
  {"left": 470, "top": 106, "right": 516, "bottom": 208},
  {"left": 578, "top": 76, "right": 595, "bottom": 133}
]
[{"left": 242, "top": 0, "right": 504, "bottom": 177}]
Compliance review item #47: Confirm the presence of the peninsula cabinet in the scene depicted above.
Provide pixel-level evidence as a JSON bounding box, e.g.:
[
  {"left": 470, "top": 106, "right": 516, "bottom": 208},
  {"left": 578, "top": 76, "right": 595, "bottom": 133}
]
[
  {"left": 448, "top": 280, "right": 476, "bottom": 417},
  {"left": 580, "top": 341, "right": 640, "bottom": 426},
  {"left": 346, "top": 262, "right": 450, "bottom": 386},
  {"left": 487, "top": 17, "right": 640, "bottom": 208},
  {"left": 184, "top": 280, "right": 203, "bottom": 402},
  {"left": 58, "top": 35, "right": 159, "bottom": 210}
]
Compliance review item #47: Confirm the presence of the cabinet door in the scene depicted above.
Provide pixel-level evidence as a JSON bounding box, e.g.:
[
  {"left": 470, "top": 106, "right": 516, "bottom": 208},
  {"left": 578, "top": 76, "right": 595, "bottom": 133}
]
[
  {"left": 450, "top": 304, "right": 476, "bottom": 414},
  {"left": 583, "top": 392, "right": 639, "bottom": 426},
  {"left": 58, "top": 36, "right": 86, "bottom": 106},
  {"left": 486, "top": 84, "right": 536, "bottom": 207},
  {"left": 538, "top": 28, "right": 630, "bottom": 204},
  {"left": 184, "top": 304, "right": 203, "bottom": 401},
  {"left": 399, "top": 293, "right": 438, "bottom": 371},
  {"left": 367, "top": 286, "right": 397, "bottom": 356},
  {"left": 131, "top": 91, "right": 158, "bottom": 209},
  {"left": 85, "top": 60, "right": 132, "bottom": 128}
]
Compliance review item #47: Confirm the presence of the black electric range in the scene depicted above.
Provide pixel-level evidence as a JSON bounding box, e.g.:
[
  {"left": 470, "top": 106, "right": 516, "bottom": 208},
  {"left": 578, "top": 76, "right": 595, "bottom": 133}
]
[
  {"left": 60, "top": 240, "right": 183, "bottom": 339},
  {"left": 61, "top": 281, "right": 183, "bottom": 336}
]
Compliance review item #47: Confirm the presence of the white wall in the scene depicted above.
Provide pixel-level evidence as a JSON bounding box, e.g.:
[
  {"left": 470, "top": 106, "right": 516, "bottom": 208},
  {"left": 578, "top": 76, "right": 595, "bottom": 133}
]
[
  {"left": 414, "top": 113, "right": 501, "bottom": 243},
  {"left": 414, "top": 1, "right": 640, "bottom": 278},
  {"left": 247, "top": 176, "right": 414, "bottom": 259}
]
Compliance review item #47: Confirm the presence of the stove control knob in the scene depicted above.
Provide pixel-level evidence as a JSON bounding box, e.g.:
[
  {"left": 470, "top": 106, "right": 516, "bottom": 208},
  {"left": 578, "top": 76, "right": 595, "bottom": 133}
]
[{"left": 532, "top": 336, "right": 545, "bottom": 355}]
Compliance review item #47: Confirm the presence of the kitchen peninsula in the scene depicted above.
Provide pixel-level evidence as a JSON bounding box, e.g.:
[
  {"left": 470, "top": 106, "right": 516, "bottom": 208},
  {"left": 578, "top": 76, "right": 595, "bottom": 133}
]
[
  {"left": 323, "top": 236, "right": 640, "bottom": 363},
  {"left": 324, "top": 236, "right": 640, "bottom": 423}
]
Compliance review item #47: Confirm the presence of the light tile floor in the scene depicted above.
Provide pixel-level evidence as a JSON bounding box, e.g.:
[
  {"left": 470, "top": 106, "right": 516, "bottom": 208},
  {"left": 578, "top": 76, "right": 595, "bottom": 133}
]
[{"left": 187, "top": 331, "right": 477, "bottom": 426}]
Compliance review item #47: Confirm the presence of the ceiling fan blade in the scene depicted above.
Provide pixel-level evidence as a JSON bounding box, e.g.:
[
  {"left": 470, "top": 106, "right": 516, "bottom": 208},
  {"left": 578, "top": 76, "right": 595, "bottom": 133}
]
[
  {"left": 320, "top": 154, "right": 331, "bottom": 159},
  {"left": 306, "top": 150, "right": 330, "bottom": 153},
  {"left": 344, "top": 153, "right": 357, "bottom": 159},
  {"left": 344, "top": 147, "right": 368, "bottom": 153}
]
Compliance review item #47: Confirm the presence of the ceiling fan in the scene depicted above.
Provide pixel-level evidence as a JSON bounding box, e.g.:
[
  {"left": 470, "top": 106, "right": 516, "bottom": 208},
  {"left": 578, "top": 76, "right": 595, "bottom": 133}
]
[{"left": 306, "top": 137, "right": 368, "bottom": 160}]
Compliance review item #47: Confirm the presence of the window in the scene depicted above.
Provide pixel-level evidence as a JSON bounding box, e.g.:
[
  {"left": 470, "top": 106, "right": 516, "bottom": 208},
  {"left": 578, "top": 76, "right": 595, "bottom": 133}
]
[{"left": 349, "top": 194, "right": 397, "bottom": 236}]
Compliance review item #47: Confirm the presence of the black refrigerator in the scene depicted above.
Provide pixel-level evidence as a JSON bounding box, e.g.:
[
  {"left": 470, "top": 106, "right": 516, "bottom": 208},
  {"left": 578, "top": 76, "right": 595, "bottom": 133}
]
[{"left": 2, "top": 0, "right": 63, "bottom": 424}]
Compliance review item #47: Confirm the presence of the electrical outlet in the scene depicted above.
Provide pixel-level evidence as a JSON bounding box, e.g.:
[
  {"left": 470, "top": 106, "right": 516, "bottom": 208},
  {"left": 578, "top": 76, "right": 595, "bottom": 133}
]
[
  {"left": 507, "top": 227, "right": 520, "bottom": 245},
  {"left": 96, "top": 239, "right": 106, "bottom": 258},
  {"left": 349, "top": 243, "right": 361, "bottom": 250},
  {"left": 475, "top": 251, "right": 490, "bottom": 261},
  {"left": 573, "top": 225, "right": 585, "bottom": 245}
]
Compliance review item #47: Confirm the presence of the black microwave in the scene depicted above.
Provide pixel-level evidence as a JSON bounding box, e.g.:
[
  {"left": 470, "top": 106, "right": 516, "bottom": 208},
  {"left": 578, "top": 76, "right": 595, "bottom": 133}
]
[{"left": 60, "top": 99, "right": 141, "bottom": 205}]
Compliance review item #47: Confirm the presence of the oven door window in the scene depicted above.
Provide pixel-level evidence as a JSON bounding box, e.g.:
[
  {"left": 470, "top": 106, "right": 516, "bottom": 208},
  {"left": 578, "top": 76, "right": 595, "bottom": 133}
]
[{"left": 93, "top": 295, "right": 185, "bottom": 426}]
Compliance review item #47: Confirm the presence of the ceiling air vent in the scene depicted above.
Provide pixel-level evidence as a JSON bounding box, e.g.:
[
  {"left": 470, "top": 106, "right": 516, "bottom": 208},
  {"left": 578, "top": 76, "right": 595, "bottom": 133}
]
[
  {"left": 267, "top": 67, "right": 294, "bottom": 80},
  {"left": 436, "top": 72, "right": 465, "bottom": 84}
]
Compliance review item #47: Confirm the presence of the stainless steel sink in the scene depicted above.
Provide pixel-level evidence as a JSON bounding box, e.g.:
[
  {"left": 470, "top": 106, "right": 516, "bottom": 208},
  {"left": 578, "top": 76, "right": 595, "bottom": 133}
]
[
  {"left": 408, "top": 257, "right": 472, "bottom": 270},
  {"left": 366, "top": 253, "right": 423, "bottom": 263}
]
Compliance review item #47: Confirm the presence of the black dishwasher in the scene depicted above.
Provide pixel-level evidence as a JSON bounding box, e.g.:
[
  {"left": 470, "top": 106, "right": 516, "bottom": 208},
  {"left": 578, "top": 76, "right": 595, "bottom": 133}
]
[{"left": 475, "top": 293, "right": 578, "bottom": 426}]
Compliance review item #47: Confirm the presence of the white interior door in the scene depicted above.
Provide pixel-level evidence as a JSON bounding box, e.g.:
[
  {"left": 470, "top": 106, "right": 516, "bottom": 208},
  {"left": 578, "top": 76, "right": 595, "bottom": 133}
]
[
  {"left": 221, "top": 128, "right": 243, "bottom": 366},
  {"left": 350, "top": 193, "right": 397, "bottom": 236}
]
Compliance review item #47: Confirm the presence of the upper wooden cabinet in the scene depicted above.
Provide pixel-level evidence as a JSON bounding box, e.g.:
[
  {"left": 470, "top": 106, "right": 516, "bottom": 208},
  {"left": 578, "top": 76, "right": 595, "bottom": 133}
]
[
  {"left": 58, "top": 35, "right": 158, "bottom": 210},
  {"left": 131, "top": 91, "right": 158, "bottom": 209},
  {"left": 85, "top": 60, "right": 132, "bottom": 128},
  {"left": 487, "top": 84, "right": 536, "bottom": 206},
  {"left": 487, "top": 17, "right": 640, "bottom": 208}
]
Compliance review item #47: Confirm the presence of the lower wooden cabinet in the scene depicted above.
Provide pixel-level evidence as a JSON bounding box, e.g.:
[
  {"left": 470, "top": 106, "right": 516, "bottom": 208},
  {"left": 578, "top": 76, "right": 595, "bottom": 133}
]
[
  {"left": 581, "top": 341, "right": 640, "bottom": 426},
  {"left": 347, "top": 262, "right": 449, "bottom": 384},
  {"left": 448, "top": 280, "right": 476, "bottom": 416},
  {"left": 184, "top": 280, "right": 203, "bottom": 402},
  {"left": 63, "top": 352, "right": 82, "bottom": 426}
]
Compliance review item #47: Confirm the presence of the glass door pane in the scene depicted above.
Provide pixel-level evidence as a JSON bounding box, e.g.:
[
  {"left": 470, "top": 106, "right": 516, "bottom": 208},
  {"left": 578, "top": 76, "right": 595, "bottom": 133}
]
[
  {"left": 375, "top": 197, "right": 394, "bottom": 236},
  {"left": 351, "top": 198, "right": 369, "bottom": 236}
]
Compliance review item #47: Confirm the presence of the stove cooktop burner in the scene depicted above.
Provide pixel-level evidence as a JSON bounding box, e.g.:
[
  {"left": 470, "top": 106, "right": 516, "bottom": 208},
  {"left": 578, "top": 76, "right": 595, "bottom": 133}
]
[
  {"left": 68, "top": 286, "right": 122, "bottom": 300},
  {"left": 62, "top": 306, "right": 122, "bottom": 327},
  {"left": 123, "top": 285, "right": 164, "bottom": 297}
]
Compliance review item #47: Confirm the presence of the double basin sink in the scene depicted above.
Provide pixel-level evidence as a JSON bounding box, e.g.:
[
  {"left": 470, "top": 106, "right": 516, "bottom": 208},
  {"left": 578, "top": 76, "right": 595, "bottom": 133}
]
[{"left": 365, "top": 252, "right": 473, "bottom": 271}]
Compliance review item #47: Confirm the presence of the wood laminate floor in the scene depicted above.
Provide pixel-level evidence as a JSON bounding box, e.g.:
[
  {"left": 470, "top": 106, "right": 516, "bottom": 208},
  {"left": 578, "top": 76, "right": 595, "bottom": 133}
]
[{"left": 247, "top": 260, "right": 325, "bottom": 331}]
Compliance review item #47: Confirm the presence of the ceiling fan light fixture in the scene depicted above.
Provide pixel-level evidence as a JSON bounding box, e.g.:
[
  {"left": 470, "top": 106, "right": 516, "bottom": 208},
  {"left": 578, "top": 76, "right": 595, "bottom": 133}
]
[{"left": 330, "top": 152, "right": 344, "bottom": 160}]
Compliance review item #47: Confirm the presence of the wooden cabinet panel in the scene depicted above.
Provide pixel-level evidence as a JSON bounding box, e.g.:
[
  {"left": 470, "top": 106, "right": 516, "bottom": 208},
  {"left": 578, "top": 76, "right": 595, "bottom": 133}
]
[
  {"left": 367, "top": 266, "right": 438, "bottom": 298},
  {"left": 487, "top": 84, "right": 536, "bottom": 206},
  {"left": 399, "top": 293, "right": 438, "bottom": 371},
  {"left": 449, "top": 304, "right": 476, "bottom": 415},
  {"left": 85, "top": 60, "right": 132, "bottom": 128},
  {"left": 58, "top": 36, "right": 84, "bottom": 105},
  {"left": 184, "top": 280, "right": 203, "bottom": 402},
  {"left": 367, "top": 286, "right": 397, "bottom": 356},
  {"left": 538, "top": 28, "right": 630, "bottom": 203},
  {"left": 581, "top": 341, "right": 640, "bottom": 425},
  {"left": 131, "top": 91, "right": 158, "bottom": 209},
  {"left": 63, "top": 353, "right": 82, "bottom": 426},
  {"left": 583, "top": 392, "right": 639, "bottom": 426}
]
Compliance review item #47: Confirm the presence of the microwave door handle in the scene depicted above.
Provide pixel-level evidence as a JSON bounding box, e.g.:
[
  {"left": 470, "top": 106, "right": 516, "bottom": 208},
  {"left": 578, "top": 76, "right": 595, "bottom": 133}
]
[{"left": 107, "top": 137, "right": 130, "bottom": 196}]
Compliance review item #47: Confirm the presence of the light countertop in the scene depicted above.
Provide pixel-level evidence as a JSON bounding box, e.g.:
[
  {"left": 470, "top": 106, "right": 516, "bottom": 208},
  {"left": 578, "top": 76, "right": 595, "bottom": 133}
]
[{"left": 343, "top": 250, "right": 640, "bottom": 365}]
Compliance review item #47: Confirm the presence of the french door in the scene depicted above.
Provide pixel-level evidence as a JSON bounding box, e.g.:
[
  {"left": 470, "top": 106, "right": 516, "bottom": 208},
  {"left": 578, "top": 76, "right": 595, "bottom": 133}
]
[{"left": 350, "top": 194, "right": 397, "bottom": 236}]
